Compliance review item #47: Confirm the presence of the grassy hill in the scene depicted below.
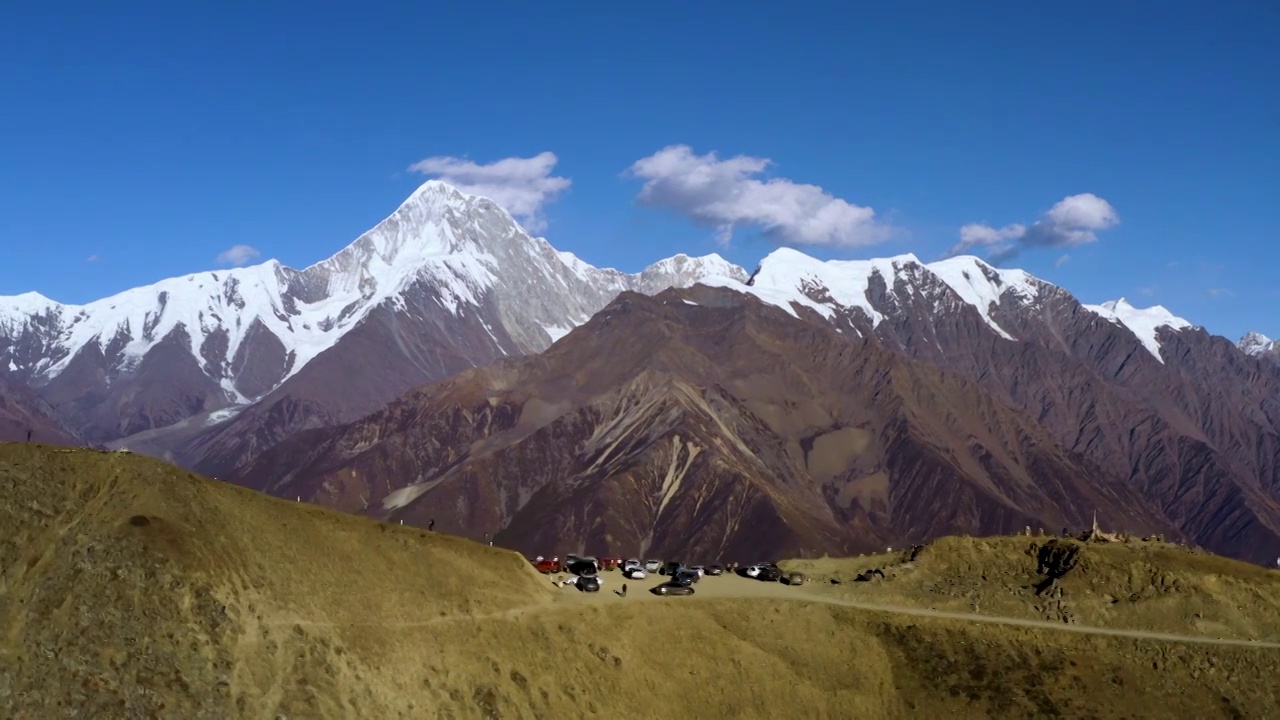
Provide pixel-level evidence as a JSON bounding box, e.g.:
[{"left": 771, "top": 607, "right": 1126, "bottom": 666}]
[
  {"left": 2, "top": 443, "right": 1279, "bottom": 719},
  {"left": 782, "top": 533, "right": 1280, "bottom": 641}
]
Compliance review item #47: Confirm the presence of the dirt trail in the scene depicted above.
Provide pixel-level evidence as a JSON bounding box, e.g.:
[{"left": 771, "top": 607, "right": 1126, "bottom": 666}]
[
  {"left": 780, "top": 593, "right": 1280, "bottom": 648},
  {"left": 266, "top": 572, "right": 1280, "bottom": 649}
]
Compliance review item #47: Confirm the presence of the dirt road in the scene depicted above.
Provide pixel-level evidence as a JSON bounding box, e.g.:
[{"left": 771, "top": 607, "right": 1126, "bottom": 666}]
[
  {"left": 545, "top": 571, "right": 1280, "bottom": 649},
  {"left": 269, "top": 571, "right": 1280, "bottom": 650}
]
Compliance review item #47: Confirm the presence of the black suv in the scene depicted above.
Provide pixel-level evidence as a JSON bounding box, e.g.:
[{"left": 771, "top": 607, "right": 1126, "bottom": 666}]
[{"left": 671, "top": 569, "right": 700, "bottom": 586}]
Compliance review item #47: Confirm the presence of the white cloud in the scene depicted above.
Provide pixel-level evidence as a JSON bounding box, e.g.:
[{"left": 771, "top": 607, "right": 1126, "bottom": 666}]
[
  {"left": 624, "top": 144, "right": 889, "bottom": 247},
  {"left": 959, "top": 222, "right": 1026, "bottom": 248},
  {"left": 84, "top": 254, "right": 101, "bottom": 263},
  {"left": 1208, "top": 288, "right": 1235, "bottom": 298},
  {"left": 408, "top": 151, "right": 570, "bottom": 233},
  {"left": 950, "top": 193, "right": 1119, "bottom": 262},
  {"left": 216, "top": 244, "right": 260, "bottom": 267},
  {"left": 1054, "top": 254, "right": 1071, "bottom": 268}
]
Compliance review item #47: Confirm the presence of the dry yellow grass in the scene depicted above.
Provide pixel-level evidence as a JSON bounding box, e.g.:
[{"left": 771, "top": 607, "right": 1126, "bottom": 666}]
[
  {"left": 782, "top": 534, "right": 1280, "bottom": 642},
  {"left": 3, "top": 443, "right": 1279, "bottom": 719}
]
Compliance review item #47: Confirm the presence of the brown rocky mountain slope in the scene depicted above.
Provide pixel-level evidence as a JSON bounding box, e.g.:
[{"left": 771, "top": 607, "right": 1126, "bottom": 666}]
[
  {"left": 214, "top": 247, "right": 1280, "bottom": 566},
  {"left": 231, "top": 286, "right": 1180, "bottom": 561},
  {"left": 872, "top": 278, "right": 1280, "bottom": 566},
  {"left": 0, "top": 373, "right": 81, "bottom": 445},
  {"left": 715, "top": 252, "right": 1280, "bottom": 565},
  {"left": 4, "top": 444, "right": 1279, "bottom": 719}
]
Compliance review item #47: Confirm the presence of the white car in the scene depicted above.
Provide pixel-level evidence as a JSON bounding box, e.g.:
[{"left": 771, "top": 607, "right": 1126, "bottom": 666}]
[
  {"left": 623, "top": 559, "right": 643, "bottom": 573},
  {"left": 744, "top": 565, "right": 763, "bottom": 578},
  {"left": 644, "top": 560, "right": 662, "bottom": 573},
  {"left": 624, "top": 568, "right": 647, "bottom": 580}
]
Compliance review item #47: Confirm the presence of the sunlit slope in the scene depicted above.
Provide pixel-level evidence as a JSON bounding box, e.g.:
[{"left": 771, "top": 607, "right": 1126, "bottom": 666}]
[{"left": 2, "top": 444, "right": 1278, "bottom": 719}]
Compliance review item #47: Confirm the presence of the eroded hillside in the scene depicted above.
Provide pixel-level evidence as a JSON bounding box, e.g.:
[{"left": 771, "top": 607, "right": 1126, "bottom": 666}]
[
  {"left": 231, "top": 286, "right": 1181, "bottom": 563},
  {"left": 2, "top": 444, "right": 1278, "bottom": 719}
]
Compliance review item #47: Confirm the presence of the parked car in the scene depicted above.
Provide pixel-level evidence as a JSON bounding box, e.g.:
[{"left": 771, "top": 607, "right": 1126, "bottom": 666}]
[
  {"left": 565, "top": 556, "right": 599, "bottom": 576},
  {"left": 624, "top": 568, "right": 647, "bottom": 580},
  {"left": 561, "top": 574, "right": 604, "bottom": 590},
  {"left": 689, "top": 565, "right": 706, "bottom": 577},
  {"left": 672, "top": 570, "right": 700, "bottom": 586},
  {"left": 660, "top": 561, "right": 683, "bottom": 576},
  {"left": 533, "top": 556, "right": 562, "bottom": 574},
  {"left": 644, "top": 560, "right": 663, "bottom": 573},
  {"left": 705, "top": 564, "right": 725, "bottom": 576},
  {"left": 599, "top": 557, "right": 622, "bottom": 571},
  {"left": 623, "top": 559, "right": 643, "bottom": 573},
  {"left": 651, "top": 582, "right": 695, "bottom": 596},
  {"left": 743, "top": 564, "right": 763, "bottom": 578},
  {"left": 757, "top": 565, "right": 784, "bottom": 582}
]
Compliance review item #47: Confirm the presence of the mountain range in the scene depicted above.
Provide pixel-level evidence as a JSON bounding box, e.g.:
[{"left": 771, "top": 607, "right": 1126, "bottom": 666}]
[
  {"left": 0, "top": 181, "right": 745, "bottom": 470},
  {"left": 3, "top": 181, "right": 1280, "bottom": 564},
  {"left": 230, "top": 284, "right": 1183, "bottom": 560}
]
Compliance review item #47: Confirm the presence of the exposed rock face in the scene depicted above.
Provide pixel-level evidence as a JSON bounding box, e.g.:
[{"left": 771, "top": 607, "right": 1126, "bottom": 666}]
[
  {"left": 1240, "top": 331, "right": 1280, "bottom": 365},
  {"left": 0, "top": 373, "right": 82, "bottom": 445},
  {"left": 0, "top": 181, "right": 746, "bottom": 453},
  {"left": 230, "top": 287, "right": 1181, "bottom": 561},
  {"left": 700, "top": 252, "right": 1280, "bottom": 565}
]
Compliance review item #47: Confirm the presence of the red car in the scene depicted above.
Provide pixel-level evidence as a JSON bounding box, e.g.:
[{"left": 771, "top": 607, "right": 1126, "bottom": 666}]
[
  {"left": 598, "top": 557, "right": 622, "bottom": 571},
  {"left": 532, "top": 556, "right": 562, "bottom": 574}
]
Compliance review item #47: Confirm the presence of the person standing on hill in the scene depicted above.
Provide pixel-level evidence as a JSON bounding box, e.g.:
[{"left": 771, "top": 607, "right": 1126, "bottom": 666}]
[
  {"left": 26, "top": 429, "right": 32, "bottom": 442},
  {"left": 428, "top": 518, "right": 435, "bottom": 531}
]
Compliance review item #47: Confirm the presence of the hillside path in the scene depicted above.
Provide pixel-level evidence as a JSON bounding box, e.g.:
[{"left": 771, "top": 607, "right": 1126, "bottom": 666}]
[
  {"left": 774, "top": 592, "right": 1280, "bottom": 648},
  {"left": 270, "top": 573, "right": 1280, "bottom": 649}
]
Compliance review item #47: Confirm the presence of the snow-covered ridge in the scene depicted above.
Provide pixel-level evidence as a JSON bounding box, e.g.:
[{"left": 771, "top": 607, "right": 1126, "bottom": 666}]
[
  {"left": 1239, "top": 331, "right": 1278, "bottom": 357},
  {"left": 702, "top": 246, "right": 1196, "bottom": 362},
  {"left": 0, "top": 177, "right": 1214, "bottom": 403},
  {"left": 705, "top": 247, "right": 1042, "bottom": 341},
  {"left": 1083, "top": 298, "right": 1192, "bottom": 364},
  {"left": 0, "top": 180, "right": 745, "bottom": 402},
  {"left": 0, "top": 182, "right": 499, "bottom": 399}
]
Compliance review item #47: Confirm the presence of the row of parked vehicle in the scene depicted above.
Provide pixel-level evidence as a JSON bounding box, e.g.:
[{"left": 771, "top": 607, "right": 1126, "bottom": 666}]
[{"left": 529, "top": 554, "right": 802, "bottom": 595}]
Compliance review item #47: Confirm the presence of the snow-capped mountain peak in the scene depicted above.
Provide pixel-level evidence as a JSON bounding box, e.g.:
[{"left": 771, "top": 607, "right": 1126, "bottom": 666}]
[
  {"left": 727, "top": 247, "right": 922, "bottom": 326},
  {"left": 708, "top": 248, "right": 1044, "bottom": 340},
  {"left": 704, "top": 250, "right": 1202, "bottom": 364},
  {"left": 1239, "top": 331, "right": 1279, "bottom": 359},
  {"left": 924, "top": 255, "right": 1041, "bottom": 339},
  {"left": 1083, "top": 298, "right": 1193, "bottom": 363},
  {"left": 0, "top": 180, "right": 749, "bottom": 411}
]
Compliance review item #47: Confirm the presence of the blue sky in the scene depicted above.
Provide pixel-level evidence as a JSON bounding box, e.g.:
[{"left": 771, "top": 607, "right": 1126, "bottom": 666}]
[{"left": 2, "top": 1, "right": 1276, "bottom": 340}]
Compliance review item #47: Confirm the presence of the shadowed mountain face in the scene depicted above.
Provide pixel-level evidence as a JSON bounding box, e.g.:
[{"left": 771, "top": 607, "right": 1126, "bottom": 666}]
[
  {"left": 0, "top": 373, "right": 81, "bottom": 445},
  {"left": 231, "top": 286, "right": 1180, "bottom": 561},
  {"left": 700, "top": 253, "right": 1280, "bottom": 566}
]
